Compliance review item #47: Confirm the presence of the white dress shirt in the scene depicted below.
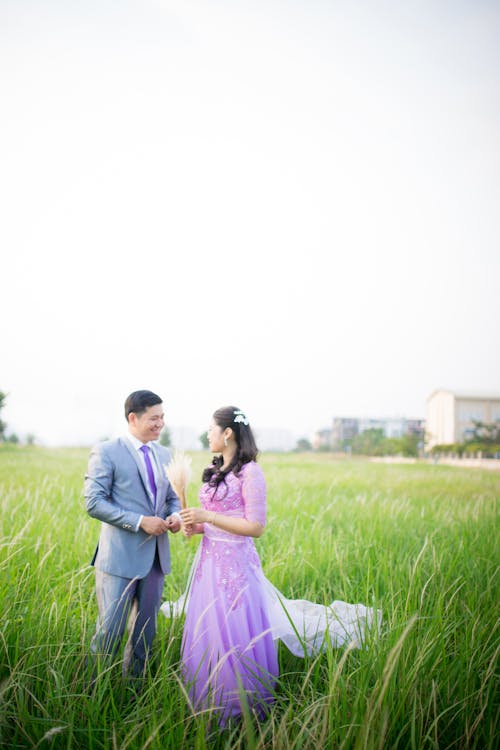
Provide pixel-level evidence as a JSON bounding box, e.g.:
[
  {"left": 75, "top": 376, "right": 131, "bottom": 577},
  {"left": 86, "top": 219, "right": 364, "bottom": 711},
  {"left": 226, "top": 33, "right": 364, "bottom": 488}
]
[
  {"left": 126, "top": 432, "right": 161, "bottom": 492},
  {"left": 124, "top": 432, "right": 181, "bottom": 531}
]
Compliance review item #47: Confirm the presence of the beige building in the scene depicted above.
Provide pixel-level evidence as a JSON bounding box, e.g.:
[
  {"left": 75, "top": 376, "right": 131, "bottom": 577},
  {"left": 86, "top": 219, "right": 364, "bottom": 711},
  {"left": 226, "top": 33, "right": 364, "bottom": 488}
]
[{"left": 426, "top": 390, "right": 500, "bottom": 448}]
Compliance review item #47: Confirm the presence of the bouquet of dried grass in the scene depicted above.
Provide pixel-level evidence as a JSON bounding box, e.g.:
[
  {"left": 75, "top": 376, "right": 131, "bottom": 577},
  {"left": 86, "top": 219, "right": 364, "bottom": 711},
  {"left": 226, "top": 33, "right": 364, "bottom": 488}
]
[{"left": 164, "top": 451, "right": 192, "bottom": 510}]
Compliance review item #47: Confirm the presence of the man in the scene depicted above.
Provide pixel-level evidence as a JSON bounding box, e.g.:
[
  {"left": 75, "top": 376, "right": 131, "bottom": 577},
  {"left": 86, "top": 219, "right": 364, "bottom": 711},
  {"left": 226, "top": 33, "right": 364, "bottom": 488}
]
[{"left": 85, "top": 390, "right": 181, "bottom": 682}]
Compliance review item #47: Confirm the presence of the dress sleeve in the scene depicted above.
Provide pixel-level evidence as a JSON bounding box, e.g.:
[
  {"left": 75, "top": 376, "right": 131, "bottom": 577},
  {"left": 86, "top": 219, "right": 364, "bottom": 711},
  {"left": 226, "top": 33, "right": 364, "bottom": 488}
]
[{"left": 241, "top": 462, "right": 267, "bottom": 527}]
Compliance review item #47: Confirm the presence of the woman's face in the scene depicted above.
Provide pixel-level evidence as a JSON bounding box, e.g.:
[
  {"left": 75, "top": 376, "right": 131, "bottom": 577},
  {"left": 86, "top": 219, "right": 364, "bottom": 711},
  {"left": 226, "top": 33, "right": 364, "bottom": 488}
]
[{"left": 207, "top": 418, "right": 225, "bottom": 453}]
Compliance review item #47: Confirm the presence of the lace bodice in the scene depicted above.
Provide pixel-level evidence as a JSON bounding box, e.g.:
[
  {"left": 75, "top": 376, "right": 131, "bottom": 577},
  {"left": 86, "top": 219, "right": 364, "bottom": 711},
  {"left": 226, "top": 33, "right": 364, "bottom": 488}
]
[{"left": 199, "top": 461, "right": 266, "bottom": 526}]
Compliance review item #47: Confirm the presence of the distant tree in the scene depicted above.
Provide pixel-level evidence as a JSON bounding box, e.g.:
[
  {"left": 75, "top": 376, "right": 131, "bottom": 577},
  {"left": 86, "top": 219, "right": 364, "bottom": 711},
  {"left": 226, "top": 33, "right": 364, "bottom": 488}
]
[
  {"left": 295, "top": 438, "right": 312, "bottom": 452},
  {"left": 378, "top": 437, "right": 402, "bottom": 456},
  {"left": 0, "top": 391, "right": 7, "bottom": 441},
  {"left": 317, "top": 443, "right": 333, "bottom": 452},
  {"left": 463, "top": 441, "right": 500, "bottom": 458},
  {"left": 430, "top": 440, "right": 500, "bottom": 458},
  {"left": 199, "top": 431, "right": 209, "bottom": 450},
  {"left": 26, "top": 433, "right": 36, "bottom": 446},
  {"left": 350, "top": 428, "right": 385, "bottom": 455},
  {"left": 430, "top": 443, "right": 463, "bottom": 455},
  {"left": 347, "top": 431, "right": 421, "bottom": 458},
  {"left": 398, "top": 433, "right": 420, "bottom": 457},
  {"left": 159, "top": 426, "right": 171, "bottom": 447},
  {"left": 7, "top": 433, "right": 19, "bottom": 444},
  {"left": 469, "top": 420, "right": 500, "bottom": 445}
]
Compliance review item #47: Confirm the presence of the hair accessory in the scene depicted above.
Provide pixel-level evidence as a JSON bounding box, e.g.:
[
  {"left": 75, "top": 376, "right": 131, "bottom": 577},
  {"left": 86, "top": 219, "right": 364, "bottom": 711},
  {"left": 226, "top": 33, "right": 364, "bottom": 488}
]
[{"left": 233, "top": 409, "right": 249, "bottom": 426}]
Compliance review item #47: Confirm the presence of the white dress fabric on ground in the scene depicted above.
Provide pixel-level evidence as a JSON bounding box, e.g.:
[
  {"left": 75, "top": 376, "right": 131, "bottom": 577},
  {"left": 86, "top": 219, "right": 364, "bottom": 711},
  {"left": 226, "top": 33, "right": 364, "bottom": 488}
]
[{"left": 161, "top": 543, "right": 381, "bottom": 659}]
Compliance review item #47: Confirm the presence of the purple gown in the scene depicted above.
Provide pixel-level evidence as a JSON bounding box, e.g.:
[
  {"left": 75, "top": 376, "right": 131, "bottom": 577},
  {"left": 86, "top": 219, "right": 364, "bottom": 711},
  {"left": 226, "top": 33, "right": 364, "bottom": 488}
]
[
  {"left": 180, "top": 461, "right": 278, "bottom": 724},
  {"left": 162, "top": 461, "right": 381, "bottom": 725}
]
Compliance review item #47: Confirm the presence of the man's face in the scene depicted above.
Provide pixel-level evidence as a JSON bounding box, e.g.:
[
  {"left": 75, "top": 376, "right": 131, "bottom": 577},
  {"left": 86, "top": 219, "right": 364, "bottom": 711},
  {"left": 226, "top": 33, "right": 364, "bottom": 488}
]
[{"left": 128, "top": 403, "right": 164, "bottom": 443}]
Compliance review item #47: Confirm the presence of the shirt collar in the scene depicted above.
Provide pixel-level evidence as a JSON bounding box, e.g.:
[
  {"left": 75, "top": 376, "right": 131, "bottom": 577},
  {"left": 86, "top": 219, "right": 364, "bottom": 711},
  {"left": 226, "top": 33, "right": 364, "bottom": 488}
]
[{"left": 125, "top": 432, "right": 157, "bottom": 452}]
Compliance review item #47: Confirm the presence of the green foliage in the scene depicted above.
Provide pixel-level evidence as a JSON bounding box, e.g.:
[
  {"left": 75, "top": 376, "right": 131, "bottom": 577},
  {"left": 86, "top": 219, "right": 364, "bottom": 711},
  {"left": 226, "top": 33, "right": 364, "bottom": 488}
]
[
  {"left": 462, "top": 442, "right": 500, "bottom": 457},
  {"left": 430, "top": 442, "right": 463, "bottom": 454},
  {"left": 431, "top": 440, "right": 500, "bottom": 458},
  {"left": 159, "top": 426, "right": 171, "bottom": 447},
  {"left": 317, "top": 443, "right": 333, "bottom": 452},
  {"left": 0, "top": 449, "right": 498, "bottom": 748},
  {"left": 347, "top": 429, "right": 420, "bottom": 457},
  {"left": 470, "top": 419, "right": 500, "bottom": 444},
  {"left": 0, "top": 390, "right": 7, "bottom": 441},
  {"left": 350, "top": 427, "right": 385, "bottom": 454},
  {"left": 397, "top": 433, "right": 418, "bottom": 456},
  {"left": 199, "top": 431, "right": 209, "bottom": 449},
  {"left": 295, "top": 437, "right": 312, "bottom": 451}
]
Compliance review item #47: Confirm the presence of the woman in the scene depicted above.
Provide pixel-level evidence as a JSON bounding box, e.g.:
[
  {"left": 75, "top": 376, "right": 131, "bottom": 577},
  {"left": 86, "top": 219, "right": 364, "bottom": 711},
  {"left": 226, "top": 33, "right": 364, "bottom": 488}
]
[{"left": 162, "top": 406, "right": 380, "bottom": 725}]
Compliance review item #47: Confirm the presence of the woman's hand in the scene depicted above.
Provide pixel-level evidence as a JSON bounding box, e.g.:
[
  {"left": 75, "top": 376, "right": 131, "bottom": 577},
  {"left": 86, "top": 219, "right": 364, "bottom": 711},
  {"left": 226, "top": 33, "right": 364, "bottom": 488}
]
[
  {"left": 180, "top": 507, "right": 207, "bottom": 526},
  {"left": 180, "top": 506, "right": 263, "bottom": 538}
]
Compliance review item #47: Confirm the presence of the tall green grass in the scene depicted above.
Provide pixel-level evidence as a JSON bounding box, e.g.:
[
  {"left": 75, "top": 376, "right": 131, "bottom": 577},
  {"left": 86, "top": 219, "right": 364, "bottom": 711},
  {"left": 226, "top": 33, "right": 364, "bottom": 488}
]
[{"left": 0, "top": 447, "right": 498, "bottom": 748}]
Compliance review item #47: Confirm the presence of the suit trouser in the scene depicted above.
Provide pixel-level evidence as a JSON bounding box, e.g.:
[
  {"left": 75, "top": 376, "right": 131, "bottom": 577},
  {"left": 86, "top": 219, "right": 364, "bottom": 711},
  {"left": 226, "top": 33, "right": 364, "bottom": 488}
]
[{"left": 90, "top": 546, "right": 164, "bottom": 677}]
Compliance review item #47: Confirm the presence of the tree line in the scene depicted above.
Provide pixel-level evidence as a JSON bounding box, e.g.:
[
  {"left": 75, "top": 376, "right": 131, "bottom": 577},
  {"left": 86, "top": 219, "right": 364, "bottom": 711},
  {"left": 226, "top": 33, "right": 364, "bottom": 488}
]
[{"left": 0, "top": 391, "right": 35, "bottom": 445}]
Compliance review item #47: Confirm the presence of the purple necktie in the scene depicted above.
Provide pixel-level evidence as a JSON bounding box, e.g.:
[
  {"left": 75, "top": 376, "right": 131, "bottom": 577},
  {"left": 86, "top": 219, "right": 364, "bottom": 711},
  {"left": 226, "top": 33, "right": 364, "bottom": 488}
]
[{"left": 140, "top": 445, "right": 157, "bottom": 507}]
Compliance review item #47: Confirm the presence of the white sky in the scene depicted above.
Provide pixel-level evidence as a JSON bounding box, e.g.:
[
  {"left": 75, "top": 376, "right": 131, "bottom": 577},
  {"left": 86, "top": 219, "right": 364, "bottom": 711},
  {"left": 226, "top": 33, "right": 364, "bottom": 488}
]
[{"left": 1, "top": 0, "right": 499, "bottom": 446}]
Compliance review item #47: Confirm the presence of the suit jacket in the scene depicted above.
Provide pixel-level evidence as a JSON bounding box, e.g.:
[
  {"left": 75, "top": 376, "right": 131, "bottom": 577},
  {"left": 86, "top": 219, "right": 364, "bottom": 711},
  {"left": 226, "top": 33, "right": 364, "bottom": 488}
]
[{"left": 84, "top": 437, "right": 181, "bottom": 579}]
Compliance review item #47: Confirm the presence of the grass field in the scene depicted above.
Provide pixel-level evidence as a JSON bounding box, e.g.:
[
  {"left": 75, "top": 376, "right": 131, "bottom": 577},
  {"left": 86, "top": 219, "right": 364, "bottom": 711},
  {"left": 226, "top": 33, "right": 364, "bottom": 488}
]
[{"left": 0, "top": 446, "right": 498, "bottom": 749}]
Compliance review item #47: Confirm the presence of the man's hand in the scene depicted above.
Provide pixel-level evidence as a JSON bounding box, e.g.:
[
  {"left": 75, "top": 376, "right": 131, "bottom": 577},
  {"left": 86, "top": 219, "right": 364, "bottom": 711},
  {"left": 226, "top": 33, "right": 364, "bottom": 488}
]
[
  {"left": 140, "top": 516, "right": 169, "bottom": 536},
  {"left": 166, "top": 515, "right": 181, "bottom": 534}
]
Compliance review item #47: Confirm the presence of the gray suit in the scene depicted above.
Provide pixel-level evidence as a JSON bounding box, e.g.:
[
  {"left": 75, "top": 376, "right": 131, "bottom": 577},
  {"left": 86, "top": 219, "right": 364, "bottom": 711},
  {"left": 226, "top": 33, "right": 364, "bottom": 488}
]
[{"left": 85, "top": 436, "right": 181, "bottom": 677}]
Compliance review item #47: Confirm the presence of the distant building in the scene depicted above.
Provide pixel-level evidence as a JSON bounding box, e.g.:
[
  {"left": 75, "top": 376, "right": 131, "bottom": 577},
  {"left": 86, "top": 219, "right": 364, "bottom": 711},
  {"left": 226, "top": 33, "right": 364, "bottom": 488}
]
[
  {"left": 406, "top": 419, "right": 426, "bottom": 436},
  {"left": 331, "top": 418, "right": 359, "bottom": 449},
  {"left": 313, "top": 428, "right": 335, "bottom": 450},
  {"left": 361, "top": 417, "right": 425, "bottom": 439},
  {"left": 318, "top": 415, "right": 424, "bottom": 450},
  {"left": 358, "top": 418, "right": 390, "bottom": 435},
  {"left": 426, "top": 390, "right": 500, "bottom": 449}
]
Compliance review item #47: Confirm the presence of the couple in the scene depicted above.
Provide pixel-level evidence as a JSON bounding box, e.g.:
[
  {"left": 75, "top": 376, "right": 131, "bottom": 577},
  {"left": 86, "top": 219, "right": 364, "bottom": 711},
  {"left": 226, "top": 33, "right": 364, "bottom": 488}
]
[{"left": 85, "top": 390, "right": 380, "bottom": 724}]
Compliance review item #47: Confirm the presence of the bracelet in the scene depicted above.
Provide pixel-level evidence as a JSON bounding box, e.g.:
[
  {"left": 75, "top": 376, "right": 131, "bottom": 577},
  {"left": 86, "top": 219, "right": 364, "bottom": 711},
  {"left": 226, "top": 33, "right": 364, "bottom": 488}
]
[{"left": 208, "top": 511, "right": 217, "bottom": 525}]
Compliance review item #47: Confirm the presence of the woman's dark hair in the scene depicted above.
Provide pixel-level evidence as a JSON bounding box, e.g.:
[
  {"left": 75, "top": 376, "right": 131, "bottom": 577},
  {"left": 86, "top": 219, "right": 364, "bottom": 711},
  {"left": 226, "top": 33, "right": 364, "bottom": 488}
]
[
  {"left": 202, "top": 406, "right": 259, "bottom": 487},
  {"left": 124, "top": 390, "right": 162, "bottom": 420}
]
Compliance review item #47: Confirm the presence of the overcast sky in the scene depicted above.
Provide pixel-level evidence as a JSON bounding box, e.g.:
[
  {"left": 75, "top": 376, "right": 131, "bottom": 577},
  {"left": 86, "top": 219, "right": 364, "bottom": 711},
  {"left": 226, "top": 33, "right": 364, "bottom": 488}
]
[{"left": 1, "top": 0, "right": 499, "bottom": 446}]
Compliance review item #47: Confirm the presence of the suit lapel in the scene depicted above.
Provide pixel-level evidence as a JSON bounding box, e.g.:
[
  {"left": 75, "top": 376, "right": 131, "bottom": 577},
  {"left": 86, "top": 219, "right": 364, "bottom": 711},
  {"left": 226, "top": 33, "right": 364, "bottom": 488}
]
[{"left": 120, "top": 437, "right": 155, "bottom": 510}]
